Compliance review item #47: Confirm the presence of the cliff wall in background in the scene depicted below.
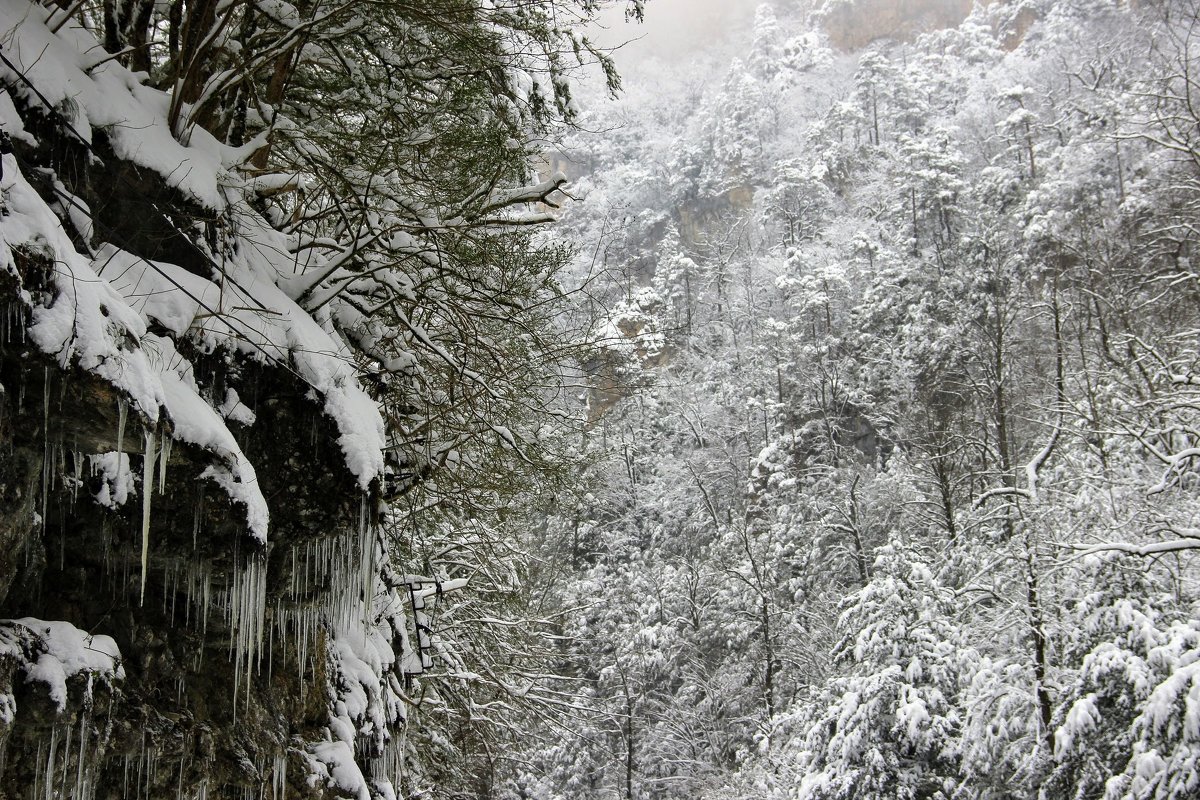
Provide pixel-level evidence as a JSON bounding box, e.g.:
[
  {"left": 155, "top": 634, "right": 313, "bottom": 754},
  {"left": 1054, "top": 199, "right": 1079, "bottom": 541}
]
[{"left": 819, "top": 0, "right": 974, "bottom": 49}]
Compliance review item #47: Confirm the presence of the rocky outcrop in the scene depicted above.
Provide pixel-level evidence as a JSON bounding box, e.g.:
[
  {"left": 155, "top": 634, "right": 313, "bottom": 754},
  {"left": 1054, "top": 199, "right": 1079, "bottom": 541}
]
[
  {"left": 0, "top": 8, "right": 418, "bottom": 796},
  {"left": 676, "top": 186, "right": 755, "bottom": 251},
  {"left": 585, "top": 289, "right": 672, "bottom": 424},
  {"left": 0, "top": 253, "right": 403, "bottom": 799},
  {"left": 816, "top": 0, "right": 1045, "bottom": 52},
  {"left": 818, "top": 0, "right": 974, "bottom": 50}
]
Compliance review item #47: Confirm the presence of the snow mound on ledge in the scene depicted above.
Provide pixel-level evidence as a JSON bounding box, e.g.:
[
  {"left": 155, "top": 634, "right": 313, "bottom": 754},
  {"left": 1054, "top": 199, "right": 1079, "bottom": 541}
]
[
  {"left": 0, "top": 0, "right": 387, "bottom": 513},
  {"left": 148, "top": 334, "right": 270, "bottom": 540},
  {"left": 0, "top": 618, "right": 124, "bottom": 714},
  {"left": 0, "top": 154, "right": 166, "bottom": 420},
  {"left": 0, "top": 0, "right": 240, "bottom": 210}
]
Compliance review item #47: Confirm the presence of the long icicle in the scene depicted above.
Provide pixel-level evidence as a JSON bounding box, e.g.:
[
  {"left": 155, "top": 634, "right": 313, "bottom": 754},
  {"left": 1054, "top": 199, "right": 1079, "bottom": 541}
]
[
  {"left": 159, "top": 429, "right": 172, "bottom": 495},
  {"left": 139, "top": 429, "right": 157, "bottom": 606},
  {"left": 117, "top": 397, "right": 127, "bottom": 456}
]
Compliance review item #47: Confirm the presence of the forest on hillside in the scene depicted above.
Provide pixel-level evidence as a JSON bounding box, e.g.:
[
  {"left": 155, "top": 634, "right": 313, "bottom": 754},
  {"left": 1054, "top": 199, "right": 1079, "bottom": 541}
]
[
  {"left": 501, "top": 1, "right": 1200, "bottom": 798},
  {"left": 2, "top": 0, "right": 1200, "bottom": 798}
]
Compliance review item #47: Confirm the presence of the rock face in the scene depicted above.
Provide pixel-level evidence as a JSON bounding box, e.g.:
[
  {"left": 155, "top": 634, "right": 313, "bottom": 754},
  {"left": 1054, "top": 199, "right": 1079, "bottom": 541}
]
[
  {"left": 585, "top": 290, "right": 673, "bottom": 423},
  {"left": 0, "top": 15, "right": 414, "bottom": 798},
  {"left": 676, "top": 186, "right": 755, "bottom": 251},
  {"left": 0, "top": 288, "right": 394, "bottom": 798},
  {"left": 818, "top": 0, "right": 974, "bottom": 50}
]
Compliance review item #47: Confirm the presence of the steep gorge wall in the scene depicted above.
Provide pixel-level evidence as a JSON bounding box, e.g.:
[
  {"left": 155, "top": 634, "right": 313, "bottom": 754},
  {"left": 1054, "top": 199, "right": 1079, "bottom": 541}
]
[
  {"left": 0, "top": 256, "right": 393, "bottom": 799},
  {"left": 819, "top": 0, "right": 975, "bottom": 50},
  {"left": 817, "top": 0, "right": 1037, "bottom": 51},
  {"left": 0, "top": 29, "right": 415, "bottom": 799}
]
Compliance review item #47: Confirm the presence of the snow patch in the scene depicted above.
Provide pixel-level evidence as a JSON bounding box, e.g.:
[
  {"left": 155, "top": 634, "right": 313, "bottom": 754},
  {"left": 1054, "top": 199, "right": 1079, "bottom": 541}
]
[{"left": 0, "top": 618, "right": 123, "bottom": 713}]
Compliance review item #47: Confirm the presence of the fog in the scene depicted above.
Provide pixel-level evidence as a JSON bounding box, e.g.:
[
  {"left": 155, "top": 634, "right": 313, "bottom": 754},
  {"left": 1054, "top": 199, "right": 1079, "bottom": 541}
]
[{"left": 592, "top": 0, "right": 763, "bottom": 67}]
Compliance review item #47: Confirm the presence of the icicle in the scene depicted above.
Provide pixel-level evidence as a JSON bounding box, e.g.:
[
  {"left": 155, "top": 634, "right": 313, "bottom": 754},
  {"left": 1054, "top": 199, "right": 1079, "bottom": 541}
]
[
  {"left": 304, "top": 541, "right": 311, "bottom": 600},
  {"left": 159, "top": 430, "right": 172, "bottom": 495},
  {"left": 34, "top": 740, "right": 44, "bottom": 800},
  {"left": 116, "top": 398, "right": 127, "bottom": 456},
  {"left": 75, "top": 713, "right": 88, "bottom": 800},
  {"left": 272, "top": 752, "right": 287, "bottom": 800},
  {"left": 170, "top": 564, "right": 179, "bottom": 625},
  {"left": 44, "top": 724, "right": 58, "bottom": 800},
  {"left": 267, "top": 611, "right": 274, "bottom": 680},
  {"left": 71, "top": 449, "right": 82, "bottom": 504},
  {"left": 296, "top": 608, "right": 307, "bottom": 685},
  {"left": 359, "top": 494, "right": 373, "bottom": 619},
  {"left": 140, "top": 734, "right": 148, "bottom": 800},
  {"left": 184, "top": 567, "right": 192, "bottom": 628},
  {"left": 230, "top": 554, "right": 267, "bottom": 714},
  {"left": 202, "top": 564, "right": 210, "bottom": 637},
  {"left": 139, "top": 429, "right": 157, "bottom": 606},
  {"left": 58, "top": 719, "right": 72, "bottom": 798},
  {"left": 249, "top": 558, "right": 264, "bottom": 698}
]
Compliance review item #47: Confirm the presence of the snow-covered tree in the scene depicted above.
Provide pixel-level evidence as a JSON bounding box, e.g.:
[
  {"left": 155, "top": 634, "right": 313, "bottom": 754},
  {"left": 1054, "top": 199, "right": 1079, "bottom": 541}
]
[{"left": 788, "top": 543, "right": 976, "bottom": 800}]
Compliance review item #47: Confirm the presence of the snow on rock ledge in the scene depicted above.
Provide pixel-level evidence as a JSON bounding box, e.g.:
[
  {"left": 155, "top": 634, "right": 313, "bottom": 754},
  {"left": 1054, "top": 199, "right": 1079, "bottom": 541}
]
[
  {"left": 0, "top": 618, "right": 124, "bottom": 714},
  {"left": 0, "top": 0, "right": 231, "bottom": 210},
  {"left": 0, "top": 0, "right": 388, "bottom": 519},
  {"left": 148, "top": 334, "right": 270, "bottom": 540},
  {"left": 0, "top": 155, "right": 166, "bottom": 422}
]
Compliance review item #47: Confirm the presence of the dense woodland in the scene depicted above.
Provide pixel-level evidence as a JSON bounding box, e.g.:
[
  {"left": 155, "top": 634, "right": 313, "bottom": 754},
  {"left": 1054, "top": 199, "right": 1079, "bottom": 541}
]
[
  {"left": 2, "top": 0, "right": 1200, "bottom": 798},
  {"left": 503, "top": 1, "right": 1200, "bottom": 798}
]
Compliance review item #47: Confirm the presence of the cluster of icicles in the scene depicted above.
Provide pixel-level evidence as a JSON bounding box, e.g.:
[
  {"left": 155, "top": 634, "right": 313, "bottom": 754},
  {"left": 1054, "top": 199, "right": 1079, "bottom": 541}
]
[
  {"left": 26, "top": 719, "right": 292, "bottom": 800},
  {"left": 17, "top": 388, "right": 418, "bottom": 799},
  {"left": 26, "top": 718, "right": 289, "bottom": 800}
]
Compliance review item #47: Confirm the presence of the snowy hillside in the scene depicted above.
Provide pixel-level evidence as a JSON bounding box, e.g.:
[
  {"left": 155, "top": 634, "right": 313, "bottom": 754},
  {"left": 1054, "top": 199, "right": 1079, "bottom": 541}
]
[{"left": 500, "top": 2, "right": 1200, "bottom": 798}]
